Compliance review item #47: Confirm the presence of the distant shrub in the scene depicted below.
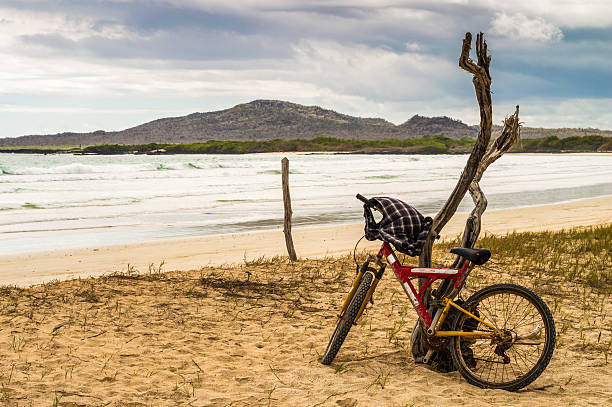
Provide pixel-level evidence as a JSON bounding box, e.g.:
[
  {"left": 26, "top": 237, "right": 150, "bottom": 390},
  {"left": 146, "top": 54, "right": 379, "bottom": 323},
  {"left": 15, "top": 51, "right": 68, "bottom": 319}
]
[
  {"left": 597, "top": 140, "right": 612, "bottom": 151},
  {"left": 81, "top": 134, "right": 610, "bottom": 155},
  {"left": 512, "top": 135, "right": 610, "bottom": 153}
]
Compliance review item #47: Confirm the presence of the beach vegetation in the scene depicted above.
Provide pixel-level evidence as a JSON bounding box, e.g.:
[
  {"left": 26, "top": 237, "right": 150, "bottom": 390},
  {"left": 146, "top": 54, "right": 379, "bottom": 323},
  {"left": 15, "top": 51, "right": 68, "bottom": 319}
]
[
  {"left": 77, "top": 134, "right": 612, "bottom": 155},
  {"left": 80, "top": 136, "right": 477, "bottom": 155},
  {"left": 2, "top": 135, "right": 610, "bottom": 155},
  {"left": 437, "top": 224, "right": 611, "bottom": 290},
  {"left": 512, "top": 135, "right": 612, "bottom": 153}
]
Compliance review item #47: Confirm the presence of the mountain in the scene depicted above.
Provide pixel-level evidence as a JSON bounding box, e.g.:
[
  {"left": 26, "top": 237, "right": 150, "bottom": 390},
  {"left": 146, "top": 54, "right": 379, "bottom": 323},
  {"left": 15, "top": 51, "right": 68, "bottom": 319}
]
[
  {"left": 0, "top": 100, "right": 476, "bottom": 146},
  {"left": 1, "top": 99, "right": 610, "bottom": 147},
  {"left": 400, "top": 115, "right": 477, "bottom": 139}
]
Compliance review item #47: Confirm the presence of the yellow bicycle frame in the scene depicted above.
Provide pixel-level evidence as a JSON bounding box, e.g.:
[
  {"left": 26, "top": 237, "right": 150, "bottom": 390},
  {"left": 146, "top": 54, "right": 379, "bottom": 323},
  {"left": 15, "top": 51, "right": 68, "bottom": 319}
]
[{"left": 431, "top": 297, "right": 504, "bottom": 339}]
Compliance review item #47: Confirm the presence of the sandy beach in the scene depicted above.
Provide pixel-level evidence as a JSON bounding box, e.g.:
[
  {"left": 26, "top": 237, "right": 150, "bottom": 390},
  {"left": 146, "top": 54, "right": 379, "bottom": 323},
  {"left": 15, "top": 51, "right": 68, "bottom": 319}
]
[
  {"left": 1, "top": 196, "right": 610, "bottom": 286},
  {"left": 0, "top": 224, "right": 609, "bottom": 406},
  {"left": 0, "top": 191, "right": 610, "bottom": 406}
]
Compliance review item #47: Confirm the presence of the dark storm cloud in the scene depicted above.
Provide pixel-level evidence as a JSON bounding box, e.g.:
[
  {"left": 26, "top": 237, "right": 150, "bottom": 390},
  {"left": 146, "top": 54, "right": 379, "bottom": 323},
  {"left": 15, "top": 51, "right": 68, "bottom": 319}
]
[
  {"left": 5, "top": 0, "right": 471, "bottom": 59},
  {"left": 10, "top": 0, "right": 290, "bottom": 60},
  {"left": 2, "top": 1, "right": 499, "bottom": 68},
  {"left": 20, "top": 30, "right": 291, "bottom": 61}
]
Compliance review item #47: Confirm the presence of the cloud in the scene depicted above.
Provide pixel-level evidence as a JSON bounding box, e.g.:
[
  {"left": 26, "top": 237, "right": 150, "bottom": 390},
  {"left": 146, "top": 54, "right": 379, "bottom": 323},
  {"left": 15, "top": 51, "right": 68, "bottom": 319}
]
[
  {"left": 454, "top": 0, "right": 612, "bottom": 29},
  {"left": 0, "top": 1, "right": 611, "bottom": 137},
  {"left": 0, "top": 6, "right": 141, "bottom": 42},
  {"left": 490, "top": 12, "right": 563, "bottom": 43},
  {"left": 405, "top": 42, "right": 422, "bottom": 51},
  {"left": 0, "top": 104, "right": 183, "bottom": 114},
  {"left": 493, "top": 97, "right": 612, "bottom": 129},
  {"left": 288, "top": 40, "right": 460, "bottom": 101}
]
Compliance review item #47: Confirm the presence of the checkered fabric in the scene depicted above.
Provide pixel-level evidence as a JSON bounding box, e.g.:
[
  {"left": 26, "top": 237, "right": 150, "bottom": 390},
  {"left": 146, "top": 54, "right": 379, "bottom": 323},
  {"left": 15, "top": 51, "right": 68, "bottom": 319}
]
[{"left": 363, "top": 197, "right": 433, "bottom": 256}]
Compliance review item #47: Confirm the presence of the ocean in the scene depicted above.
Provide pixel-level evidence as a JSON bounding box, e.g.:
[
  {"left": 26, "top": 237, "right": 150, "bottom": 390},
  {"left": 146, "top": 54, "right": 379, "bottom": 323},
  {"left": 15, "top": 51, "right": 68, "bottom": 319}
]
[{"left": 1, "top": 153, "right": 610, "bottom": 255}]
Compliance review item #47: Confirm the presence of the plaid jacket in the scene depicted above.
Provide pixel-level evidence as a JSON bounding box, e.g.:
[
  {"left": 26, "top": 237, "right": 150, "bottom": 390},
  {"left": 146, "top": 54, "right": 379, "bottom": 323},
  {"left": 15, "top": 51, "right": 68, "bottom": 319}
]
[{"left": 363, "top": 197, "right": 432, "bottom": 256}]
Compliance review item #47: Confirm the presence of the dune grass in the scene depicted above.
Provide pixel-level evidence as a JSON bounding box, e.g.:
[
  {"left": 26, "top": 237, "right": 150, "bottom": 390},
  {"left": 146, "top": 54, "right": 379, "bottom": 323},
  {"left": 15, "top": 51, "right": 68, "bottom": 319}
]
[{"left": 437, "top": 224, "right": 611, "bottom": 291}]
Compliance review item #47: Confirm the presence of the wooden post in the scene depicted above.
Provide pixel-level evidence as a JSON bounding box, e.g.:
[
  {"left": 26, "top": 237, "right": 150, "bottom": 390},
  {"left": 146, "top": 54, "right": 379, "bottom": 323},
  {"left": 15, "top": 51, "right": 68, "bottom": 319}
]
[{"left": 281, "top": 157, "right": 297, "bottom": 261}]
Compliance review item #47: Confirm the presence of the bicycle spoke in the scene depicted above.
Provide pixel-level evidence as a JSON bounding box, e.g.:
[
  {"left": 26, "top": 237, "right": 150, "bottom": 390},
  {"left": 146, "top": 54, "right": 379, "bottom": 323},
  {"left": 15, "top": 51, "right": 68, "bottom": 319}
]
[
  {"left": 511, "top": 303, "right": 537, "bottom": 331},
  {"left": 507, "top": 293, "right": 524, "bottom": 325},
  {"left": 504, "top": 293, "right": 520, "bottom": 329}
]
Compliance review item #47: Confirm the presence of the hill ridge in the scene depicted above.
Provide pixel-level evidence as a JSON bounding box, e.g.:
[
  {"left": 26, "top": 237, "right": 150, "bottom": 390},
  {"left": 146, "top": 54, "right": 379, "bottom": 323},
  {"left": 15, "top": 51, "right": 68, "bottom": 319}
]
[{"left": 1, "top": 99, "right": 611, "bottom": 146}]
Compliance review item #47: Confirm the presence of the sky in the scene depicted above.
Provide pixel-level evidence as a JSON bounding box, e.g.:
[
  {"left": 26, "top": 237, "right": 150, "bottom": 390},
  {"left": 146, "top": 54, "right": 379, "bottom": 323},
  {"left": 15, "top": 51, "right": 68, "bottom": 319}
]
[{"left": 1, "top": 0, "right": 612, "bottom": 138}]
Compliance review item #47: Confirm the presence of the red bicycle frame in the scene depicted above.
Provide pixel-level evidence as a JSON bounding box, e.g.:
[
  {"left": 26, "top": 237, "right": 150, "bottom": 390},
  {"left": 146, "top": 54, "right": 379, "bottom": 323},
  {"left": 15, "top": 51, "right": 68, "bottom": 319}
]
[{"left": 378, "top": 242, "right": 468, "bottom": 327}]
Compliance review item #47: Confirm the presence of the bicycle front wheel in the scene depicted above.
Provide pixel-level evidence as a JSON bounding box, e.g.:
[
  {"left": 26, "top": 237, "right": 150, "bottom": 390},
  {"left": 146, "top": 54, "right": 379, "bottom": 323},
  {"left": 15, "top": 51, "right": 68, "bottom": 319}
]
[
  {"left": 321, "top": 272, "right": 373, "bottom": 365},
  {"left": 450, "top": 284, "right": 555, "bottom": 391}
]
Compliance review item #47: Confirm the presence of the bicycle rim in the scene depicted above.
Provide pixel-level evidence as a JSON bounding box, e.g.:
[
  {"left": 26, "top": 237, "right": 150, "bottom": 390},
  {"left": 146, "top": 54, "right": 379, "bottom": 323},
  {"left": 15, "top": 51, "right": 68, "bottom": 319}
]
[{"left": 451, "top": 284, "right": 555, "bottom": 391}]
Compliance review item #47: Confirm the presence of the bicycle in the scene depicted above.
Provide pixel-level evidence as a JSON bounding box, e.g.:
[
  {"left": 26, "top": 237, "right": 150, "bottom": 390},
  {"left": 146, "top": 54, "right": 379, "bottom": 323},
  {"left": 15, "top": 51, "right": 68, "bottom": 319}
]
[{"left": 321, "top": 194, "right": 556, "bottom": 391}]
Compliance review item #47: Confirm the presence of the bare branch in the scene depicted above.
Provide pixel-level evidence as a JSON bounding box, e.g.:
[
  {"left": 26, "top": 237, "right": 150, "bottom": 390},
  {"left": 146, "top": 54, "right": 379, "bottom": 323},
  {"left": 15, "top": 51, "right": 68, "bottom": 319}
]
[
  {"left": 459, "top": 106, "right": 521, "bottom": 251},
  {"left": 459, "top": 32, "right": 477, "bottom": 73},
  {"left": 418, "top": 32, "right": 493, "bottom": 267}
]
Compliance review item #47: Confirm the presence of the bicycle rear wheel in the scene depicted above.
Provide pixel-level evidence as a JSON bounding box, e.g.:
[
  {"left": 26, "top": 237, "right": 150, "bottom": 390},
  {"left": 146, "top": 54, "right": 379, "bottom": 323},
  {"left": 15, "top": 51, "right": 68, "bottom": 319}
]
[
  {"left": 321, "top": 272, "right": 373, "bottom": 365},
  {"left": 450, "top": 284, "right": 555, "bottom": 391}
]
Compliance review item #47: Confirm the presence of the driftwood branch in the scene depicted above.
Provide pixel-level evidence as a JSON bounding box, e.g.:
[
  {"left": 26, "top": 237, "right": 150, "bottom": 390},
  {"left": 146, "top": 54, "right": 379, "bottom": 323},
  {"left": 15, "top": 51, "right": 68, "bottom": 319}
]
[
  {"left": 436, "top": 107, "right": 521, "bottom": 300},
  {"left": 281, "top": 157, "right": 297, "bottom": 261},
  {"left": 418, "top": 32, "right": 492, "bottom": 268},
  {"left": 459, "top": 106, "right": 521, "bottom": 251}
]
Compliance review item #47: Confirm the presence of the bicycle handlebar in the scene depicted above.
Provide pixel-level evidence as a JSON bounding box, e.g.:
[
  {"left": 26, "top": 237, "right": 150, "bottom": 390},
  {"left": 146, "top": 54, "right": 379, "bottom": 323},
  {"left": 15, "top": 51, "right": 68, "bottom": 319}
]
[
  {"left": 357, "top": 193, "right": 384, "bottom": 213},
  {"left": 356, "top": 193, "right": 370, "bottom": 205}
]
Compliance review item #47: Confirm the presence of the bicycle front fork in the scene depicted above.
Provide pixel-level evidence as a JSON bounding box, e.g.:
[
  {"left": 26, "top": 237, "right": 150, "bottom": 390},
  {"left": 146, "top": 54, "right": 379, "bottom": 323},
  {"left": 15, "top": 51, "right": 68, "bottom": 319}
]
[{"left": 338, "top": 253, "right": 386, "bottom": 323}]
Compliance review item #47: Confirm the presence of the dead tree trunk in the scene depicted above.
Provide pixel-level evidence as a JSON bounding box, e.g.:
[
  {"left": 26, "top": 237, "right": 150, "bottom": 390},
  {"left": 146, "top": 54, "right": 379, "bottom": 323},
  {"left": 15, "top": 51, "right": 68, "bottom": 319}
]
[
  {"left": 418, "top": 32, "right": 493, "bottom": 269},
  {"left": 419, "top": 32, "right": 520, "bottom": 267},
  {"left": 281, "top": 157, "right": 297, "bottom": 261},
  {"left": 411, "top": 32, "right": 521, "bottom": 361}
]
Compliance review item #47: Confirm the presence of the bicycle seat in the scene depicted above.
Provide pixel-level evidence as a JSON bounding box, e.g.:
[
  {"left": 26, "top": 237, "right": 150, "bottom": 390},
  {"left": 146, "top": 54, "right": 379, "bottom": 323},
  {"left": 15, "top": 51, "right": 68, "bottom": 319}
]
[{"left": 450, "top": 247, "right": 491, "bottom": 265}]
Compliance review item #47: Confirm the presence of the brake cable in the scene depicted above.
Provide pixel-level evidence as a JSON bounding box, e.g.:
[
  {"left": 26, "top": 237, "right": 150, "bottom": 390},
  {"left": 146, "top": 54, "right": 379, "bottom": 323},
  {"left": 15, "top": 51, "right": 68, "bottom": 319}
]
[{"left": 353, "top": 235, "right": 366, "bottom": 272}]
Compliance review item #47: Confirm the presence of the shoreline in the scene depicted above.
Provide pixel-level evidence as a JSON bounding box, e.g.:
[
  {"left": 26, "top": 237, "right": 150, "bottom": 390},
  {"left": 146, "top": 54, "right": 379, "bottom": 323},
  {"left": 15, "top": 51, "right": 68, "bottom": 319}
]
[
  {"left": 2, "top": 150, "right": 611, "bottom": 156},
  {"left": 0, "top": 195, "right": 610, "bottom": 287}
]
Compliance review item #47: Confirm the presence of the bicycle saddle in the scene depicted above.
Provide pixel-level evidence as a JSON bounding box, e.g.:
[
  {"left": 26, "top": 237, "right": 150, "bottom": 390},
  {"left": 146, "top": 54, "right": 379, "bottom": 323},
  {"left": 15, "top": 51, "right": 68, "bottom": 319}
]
[{"left": 450, "top": 247, "right": 491, "bottom": 265}]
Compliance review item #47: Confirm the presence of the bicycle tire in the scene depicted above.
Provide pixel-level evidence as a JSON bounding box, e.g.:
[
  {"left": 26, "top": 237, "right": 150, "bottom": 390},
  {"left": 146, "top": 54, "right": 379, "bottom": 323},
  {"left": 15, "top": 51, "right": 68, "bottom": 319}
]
[
  {"left": 321, "top": 272, "right": 373, "bottom": 365},
  {"left": 449, "top": 283, "right": 555, "bottom": 391}
]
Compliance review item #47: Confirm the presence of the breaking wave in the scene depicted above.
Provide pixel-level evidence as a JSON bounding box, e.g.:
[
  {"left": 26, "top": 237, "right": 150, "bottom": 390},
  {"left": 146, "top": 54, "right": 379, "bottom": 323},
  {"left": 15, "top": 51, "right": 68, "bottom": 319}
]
[{"left": 0, "top": 162, "right": 211, "bottom": 175}]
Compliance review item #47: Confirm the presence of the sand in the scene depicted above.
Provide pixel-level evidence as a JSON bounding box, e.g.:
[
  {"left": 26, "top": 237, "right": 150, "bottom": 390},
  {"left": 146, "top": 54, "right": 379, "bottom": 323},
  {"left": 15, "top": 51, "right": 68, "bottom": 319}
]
[
  {"left": 0, "top": 236, "right": 609, "bottom": 406},
  {"left": 0, "top": 196, "right": 610, "bottom": 286}
]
